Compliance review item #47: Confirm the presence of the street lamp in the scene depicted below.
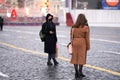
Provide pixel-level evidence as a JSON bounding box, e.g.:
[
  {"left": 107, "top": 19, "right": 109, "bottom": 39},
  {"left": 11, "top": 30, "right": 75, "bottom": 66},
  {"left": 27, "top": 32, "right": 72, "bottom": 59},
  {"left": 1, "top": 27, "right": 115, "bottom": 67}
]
[{"left": 45, "top": 0, "right": 49, "bottom": 13}]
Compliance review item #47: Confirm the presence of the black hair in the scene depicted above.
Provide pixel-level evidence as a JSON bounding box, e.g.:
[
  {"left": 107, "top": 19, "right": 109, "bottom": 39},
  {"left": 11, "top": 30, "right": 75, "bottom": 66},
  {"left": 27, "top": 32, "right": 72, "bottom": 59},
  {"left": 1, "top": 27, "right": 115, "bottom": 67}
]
[{"left": 46, "top": 13, "right": 53, "bottom": 21}]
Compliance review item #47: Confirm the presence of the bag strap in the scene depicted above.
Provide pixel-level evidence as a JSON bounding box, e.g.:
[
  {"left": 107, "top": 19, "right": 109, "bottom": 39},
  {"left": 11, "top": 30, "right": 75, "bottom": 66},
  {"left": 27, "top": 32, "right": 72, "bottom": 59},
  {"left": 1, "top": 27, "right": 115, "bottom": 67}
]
[{"left": 71, "top": 28, "right": 74, "bottom": 41}]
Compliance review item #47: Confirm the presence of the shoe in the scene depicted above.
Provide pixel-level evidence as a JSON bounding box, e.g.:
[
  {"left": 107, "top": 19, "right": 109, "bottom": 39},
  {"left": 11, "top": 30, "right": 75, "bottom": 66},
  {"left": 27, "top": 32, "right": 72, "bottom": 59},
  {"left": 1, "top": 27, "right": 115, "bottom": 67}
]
[
  {"left": 47, "top": 61, "right": 53, "bottom": 66},
  {"left": 54, "top": 61, "right": 59, "bottom": 65},
  {"left": 75, "top": 73, "right": 78, "bottom": 78},
  {"left": 78, "top": 73, "right": 86, "bottom": 77},
  {"left": 53, "top": 58, "right": 59, "bottom": 65},
  {"left": 80, "top": 74, "right": 86, "bottom": 77}
]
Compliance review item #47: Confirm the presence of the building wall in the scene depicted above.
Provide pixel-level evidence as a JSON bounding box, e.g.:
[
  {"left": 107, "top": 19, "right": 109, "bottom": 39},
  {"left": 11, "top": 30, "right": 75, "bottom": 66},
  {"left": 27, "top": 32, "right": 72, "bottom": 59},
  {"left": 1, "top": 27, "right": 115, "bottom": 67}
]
[
  {"left": 24, "top": 0, "right": 65, "bottom": 17},
  {"left": 71, "top": 0, "right": 101, "bottom": 9},
  {"left": 70, "top": 10, "right": 120, "bottom": 27},
  {"left": 60, "top": 0, "right": 120, "bottom": 27}
]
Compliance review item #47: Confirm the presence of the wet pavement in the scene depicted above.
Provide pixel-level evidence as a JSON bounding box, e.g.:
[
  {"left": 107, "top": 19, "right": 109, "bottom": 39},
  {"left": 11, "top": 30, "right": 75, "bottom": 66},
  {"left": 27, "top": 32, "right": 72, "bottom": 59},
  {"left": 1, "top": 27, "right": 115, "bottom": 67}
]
[{"left": 0, "top": 26, "right": 120, "bottom": 80}]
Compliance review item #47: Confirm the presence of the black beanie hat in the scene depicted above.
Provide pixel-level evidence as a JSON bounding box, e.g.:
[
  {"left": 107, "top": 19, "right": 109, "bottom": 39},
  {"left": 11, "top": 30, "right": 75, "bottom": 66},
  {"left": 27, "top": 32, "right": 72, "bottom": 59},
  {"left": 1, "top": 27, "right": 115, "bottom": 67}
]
[{"left": 46, "top": 13, "right": 53, "bottom": 21}]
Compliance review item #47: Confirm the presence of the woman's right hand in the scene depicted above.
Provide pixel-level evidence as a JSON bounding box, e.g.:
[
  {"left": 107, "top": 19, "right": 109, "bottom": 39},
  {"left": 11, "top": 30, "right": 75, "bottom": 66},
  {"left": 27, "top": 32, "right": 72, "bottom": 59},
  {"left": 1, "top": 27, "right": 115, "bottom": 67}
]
[{"left": 50, "top": 31, "right": 54, "bottom": 34}]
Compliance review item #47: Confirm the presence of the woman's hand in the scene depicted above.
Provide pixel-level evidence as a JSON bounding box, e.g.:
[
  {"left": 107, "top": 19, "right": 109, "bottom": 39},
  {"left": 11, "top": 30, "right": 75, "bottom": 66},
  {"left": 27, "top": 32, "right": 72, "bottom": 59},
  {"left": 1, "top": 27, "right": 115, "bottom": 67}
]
[
  {"left": 70, "top": 53, "right": 72, "bottom": 55},
  {"left": 50, "top": 31, "right": 54, "bottom": 34}
]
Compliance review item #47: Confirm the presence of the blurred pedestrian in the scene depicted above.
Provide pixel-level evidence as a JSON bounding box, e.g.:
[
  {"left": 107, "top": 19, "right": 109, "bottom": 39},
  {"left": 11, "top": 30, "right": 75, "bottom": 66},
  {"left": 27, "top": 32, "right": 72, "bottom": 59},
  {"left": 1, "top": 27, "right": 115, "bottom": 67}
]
[
  {"left": 0, "top": 16, "right": 4, "bottom": 31},
  {"left": 42, "top": 13, "right": 58, "bottom": 66},
  {"left": 70, "top": 14, "right": 90, "bottom": 78}
]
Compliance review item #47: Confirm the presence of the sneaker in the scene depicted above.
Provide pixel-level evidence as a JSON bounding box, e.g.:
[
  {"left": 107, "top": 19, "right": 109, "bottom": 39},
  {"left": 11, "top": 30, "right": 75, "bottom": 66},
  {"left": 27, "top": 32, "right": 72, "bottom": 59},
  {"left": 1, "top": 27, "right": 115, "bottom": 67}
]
[
  {"left": 47, "top": 61, "right": 53, "bottom": 66},
  {"left": 54, "top": 61, "right": 59, "bottom": 66}
]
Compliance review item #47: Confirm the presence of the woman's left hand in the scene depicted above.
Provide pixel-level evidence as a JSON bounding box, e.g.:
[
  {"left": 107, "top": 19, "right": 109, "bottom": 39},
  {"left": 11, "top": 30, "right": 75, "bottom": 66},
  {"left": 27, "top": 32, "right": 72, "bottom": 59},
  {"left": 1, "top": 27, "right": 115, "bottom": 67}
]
[{"left": 50, "top": 31, "right": 54, "bottom": 34}]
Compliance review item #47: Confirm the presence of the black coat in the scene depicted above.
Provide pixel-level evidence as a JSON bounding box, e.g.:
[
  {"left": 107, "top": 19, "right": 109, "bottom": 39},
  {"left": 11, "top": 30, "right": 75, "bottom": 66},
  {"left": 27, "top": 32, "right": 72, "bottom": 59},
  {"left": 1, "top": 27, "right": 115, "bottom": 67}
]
[
  {"left": 0, "top": 17, "right": 3, "bottom": 25},
  {"left": 42, "top": 21, "right": 57, "bottom": 54}
]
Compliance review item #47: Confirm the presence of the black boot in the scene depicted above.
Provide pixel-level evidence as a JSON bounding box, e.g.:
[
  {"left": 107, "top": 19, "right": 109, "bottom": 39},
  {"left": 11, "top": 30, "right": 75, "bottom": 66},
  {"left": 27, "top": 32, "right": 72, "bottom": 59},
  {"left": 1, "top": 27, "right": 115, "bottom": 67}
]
[
  {"left": 74, "top": 64, "right": 79, "bottom": 78},
  {"left": 47, "top": 61, "right": 53, "bottom": 66},
  {"left": 53, "top": 58, "right": 59, "bottom": 65},
  {"left": 80, "top": 73, "right": 86, "bottom": 77},
  {"left": 47, "top": 58, "right": 53, "bottom": 66},
  {"left": 79, "top": 65, "right": 86, "bottom": 77},
  {"left": 75, "top": 71, "right": 79, "bottom": 79}
]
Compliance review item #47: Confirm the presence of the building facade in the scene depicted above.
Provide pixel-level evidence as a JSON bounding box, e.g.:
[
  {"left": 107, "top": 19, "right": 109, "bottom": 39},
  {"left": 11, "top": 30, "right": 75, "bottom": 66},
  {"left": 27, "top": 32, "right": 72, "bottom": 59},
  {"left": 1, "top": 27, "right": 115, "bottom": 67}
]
[
  {"left": 64, "top": 0, "right": 120, "bottom": 27},
  {"left": 24, "top": 0, "right": 65, "bottom": 17},
  {"left": 0, "top": 0, "right": 65, "bottom": 17}
]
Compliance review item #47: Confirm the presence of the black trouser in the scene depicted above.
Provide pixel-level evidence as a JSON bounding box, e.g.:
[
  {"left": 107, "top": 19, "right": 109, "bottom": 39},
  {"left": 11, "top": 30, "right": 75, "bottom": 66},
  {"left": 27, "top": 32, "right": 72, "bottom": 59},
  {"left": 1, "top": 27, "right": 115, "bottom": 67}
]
[
  {"left": 0, "top": 23, "right": 3, "bottom": 31},
  {"left": 48, "top": 53, "right": 57, "bottom": 63},
  {"left": 74, "top": 64, "right": 83, "bottom": 74}
]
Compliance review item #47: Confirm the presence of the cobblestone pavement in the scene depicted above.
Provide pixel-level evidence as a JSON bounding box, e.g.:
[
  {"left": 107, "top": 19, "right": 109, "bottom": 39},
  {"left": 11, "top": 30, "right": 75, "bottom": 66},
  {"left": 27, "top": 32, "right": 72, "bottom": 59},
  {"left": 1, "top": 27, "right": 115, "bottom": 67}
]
[{"left": 0, "top": 26, "right": 120, "bottom": 80}]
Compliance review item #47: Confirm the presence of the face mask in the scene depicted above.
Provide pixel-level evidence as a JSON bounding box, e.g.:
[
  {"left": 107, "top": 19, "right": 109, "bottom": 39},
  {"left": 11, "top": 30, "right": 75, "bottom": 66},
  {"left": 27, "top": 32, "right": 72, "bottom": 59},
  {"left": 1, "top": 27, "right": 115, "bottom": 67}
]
[{"left": 48, "top": 18, "right": 53, "bottom": 21}]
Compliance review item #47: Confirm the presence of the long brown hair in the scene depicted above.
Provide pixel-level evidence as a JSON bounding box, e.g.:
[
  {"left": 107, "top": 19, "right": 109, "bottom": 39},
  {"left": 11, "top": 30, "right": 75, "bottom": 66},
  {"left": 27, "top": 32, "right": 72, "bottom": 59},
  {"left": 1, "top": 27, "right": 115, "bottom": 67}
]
[{"left": 72, "top": 14, "right": 87, "bottom": 28}]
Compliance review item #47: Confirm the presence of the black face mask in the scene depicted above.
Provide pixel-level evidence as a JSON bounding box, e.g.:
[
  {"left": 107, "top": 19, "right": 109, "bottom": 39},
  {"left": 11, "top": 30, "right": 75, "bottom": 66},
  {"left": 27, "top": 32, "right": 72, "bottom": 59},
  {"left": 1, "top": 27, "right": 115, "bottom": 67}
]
[{"left": 48, "top": 18, "right": 53, "bottom": 21}]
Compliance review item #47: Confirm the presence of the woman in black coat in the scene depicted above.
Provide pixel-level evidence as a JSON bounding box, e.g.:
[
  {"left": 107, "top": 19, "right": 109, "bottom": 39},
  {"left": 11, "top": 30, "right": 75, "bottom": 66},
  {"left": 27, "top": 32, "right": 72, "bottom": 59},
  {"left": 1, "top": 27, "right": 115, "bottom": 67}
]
[
  {"left": 0, "top": 16, "right": 4, "bottom": 31},
  {"left": 42, "top": 14, "right": 58, "bottom": 66}
]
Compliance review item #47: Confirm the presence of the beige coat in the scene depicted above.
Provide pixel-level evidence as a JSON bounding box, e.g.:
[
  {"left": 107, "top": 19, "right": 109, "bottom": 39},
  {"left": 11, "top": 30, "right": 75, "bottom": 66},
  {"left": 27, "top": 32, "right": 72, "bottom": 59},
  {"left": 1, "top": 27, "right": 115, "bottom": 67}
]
[{"left": 70, "top": 26, "right": 90, "bottom": 65}]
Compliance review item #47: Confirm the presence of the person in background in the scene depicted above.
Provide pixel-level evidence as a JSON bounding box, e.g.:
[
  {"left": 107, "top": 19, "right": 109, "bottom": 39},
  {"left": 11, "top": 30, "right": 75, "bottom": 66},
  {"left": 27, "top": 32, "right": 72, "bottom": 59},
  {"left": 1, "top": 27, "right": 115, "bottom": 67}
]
[
  {"left": 42, "top": 14, "right": 58, "bottom": 66},
  {"left": 70, "top": 14, "right": 90, "bottom": 78},
  {"left": 0, "top": 16, "right": 4, "bottom": 31}
]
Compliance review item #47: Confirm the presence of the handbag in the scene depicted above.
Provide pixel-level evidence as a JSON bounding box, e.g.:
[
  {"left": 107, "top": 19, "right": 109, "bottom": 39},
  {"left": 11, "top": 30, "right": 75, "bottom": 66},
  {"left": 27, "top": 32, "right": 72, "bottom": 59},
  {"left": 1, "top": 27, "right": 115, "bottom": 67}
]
[
  {"left": 67, "top": 28, "right": 74, "bottom": 54},
  {"left": 55, "top": 44, "right": 58, "bottom": 57},
  {"left": 39, "top": 30, "right": 46, "bottom": 42},
  {"left": 39, "top": 25, "right": 47, "bottom": 42},
  {"left": 67, "top": 42, "right": 72, "bottom": 54}
]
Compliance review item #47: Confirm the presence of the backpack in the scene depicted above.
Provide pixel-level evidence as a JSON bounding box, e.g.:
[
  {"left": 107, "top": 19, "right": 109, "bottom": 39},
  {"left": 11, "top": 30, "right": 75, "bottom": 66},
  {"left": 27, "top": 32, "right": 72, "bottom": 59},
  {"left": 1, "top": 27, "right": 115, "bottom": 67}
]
[
  {"left": 39, "top": 29, "right": 46, "bottom": 42},
  {"left": 39, "top": 25, "right": 47, "bottom": 42}
]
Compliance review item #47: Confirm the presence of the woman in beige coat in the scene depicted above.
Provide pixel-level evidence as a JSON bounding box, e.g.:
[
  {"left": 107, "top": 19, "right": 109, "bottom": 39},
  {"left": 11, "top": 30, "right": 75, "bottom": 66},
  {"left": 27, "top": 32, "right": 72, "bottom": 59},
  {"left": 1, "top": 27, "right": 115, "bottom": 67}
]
[{"left": 70, "top": 14, "right": 90, "bottom": 78}]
